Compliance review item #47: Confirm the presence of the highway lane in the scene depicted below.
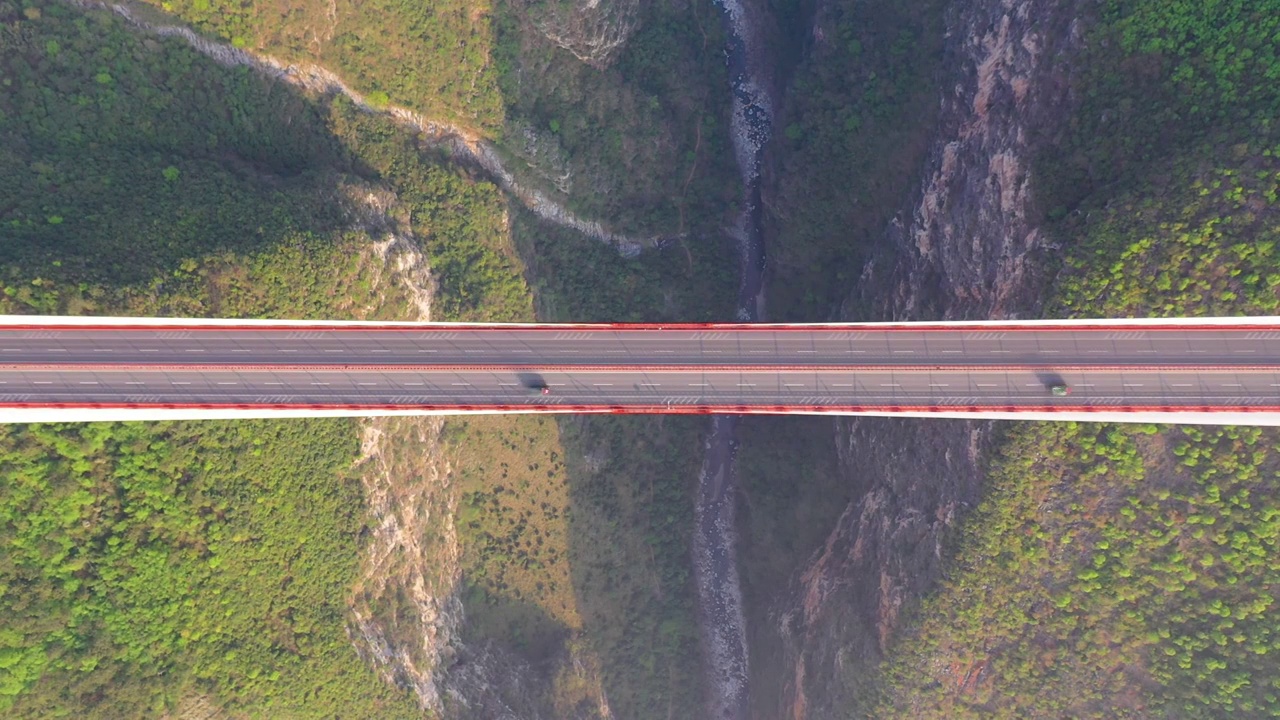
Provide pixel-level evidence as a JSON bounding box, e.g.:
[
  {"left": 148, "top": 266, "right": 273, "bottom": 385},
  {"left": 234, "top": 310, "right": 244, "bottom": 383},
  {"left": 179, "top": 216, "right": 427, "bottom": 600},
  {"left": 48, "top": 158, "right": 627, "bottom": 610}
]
[
  {"left": 5, "top": 367, "right": 1280, "bottom": 409},
  {"left": 5, "top": 325, "right": 1280, "bottom": 367}
]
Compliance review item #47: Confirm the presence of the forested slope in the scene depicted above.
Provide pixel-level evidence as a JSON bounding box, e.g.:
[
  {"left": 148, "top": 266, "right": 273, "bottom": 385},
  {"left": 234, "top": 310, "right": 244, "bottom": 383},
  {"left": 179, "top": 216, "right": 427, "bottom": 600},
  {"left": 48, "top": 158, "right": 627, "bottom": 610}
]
[
  {"left": 877, "top": 1, "right": 1280, "bottom": 716},
  {"left": 0, "top": 1, "right": 515, "bottom": 715}
]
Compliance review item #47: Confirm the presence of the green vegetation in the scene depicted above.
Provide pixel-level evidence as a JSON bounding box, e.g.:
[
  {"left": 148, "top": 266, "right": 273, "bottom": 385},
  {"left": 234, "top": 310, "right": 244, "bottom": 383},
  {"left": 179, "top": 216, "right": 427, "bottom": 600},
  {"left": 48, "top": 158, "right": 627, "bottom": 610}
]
[
  {"left": 879, "top": 422, "right": 1280, "bottom": 718},
  {"left": 491, "top": 0, "right": 740, "bottom": 235},
  {"left": 0, "top": 419, "right": 420, "bottom": 718},
  {"left": 1, "top": 1, "right": 526, "bottom": 322},
  {"left": 766, "top": 0, "right": 946, "bottom": 319},
  {"left": 0, "top": 1, "right": 534, "bottom": 715},
  {"left": 513, "top": 209, "right": 737, "bottom": 322},
  {"left": 875, "top": 1, "right": 1280, "bottom": 716},
  {"left": 442, "top": 414, "right": 708, "bottom": 717},
  {"left": 1, "top": 4, "right": 734, "bottom": 718},
  {"left": 145, "top": 0, "right": 506, "bottom": 132},
  {"left": 142, "top": 0, "right": 741, "bottom": 238}
]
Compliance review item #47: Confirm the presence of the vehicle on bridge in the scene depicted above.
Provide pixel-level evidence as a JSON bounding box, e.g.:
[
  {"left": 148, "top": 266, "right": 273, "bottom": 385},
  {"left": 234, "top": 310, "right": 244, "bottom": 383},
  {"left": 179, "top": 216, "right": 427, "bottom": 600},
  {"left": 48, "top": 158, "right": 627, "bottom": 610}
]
[{"left": 1050, "top": 384, "right": 1071, "bottom": 397}]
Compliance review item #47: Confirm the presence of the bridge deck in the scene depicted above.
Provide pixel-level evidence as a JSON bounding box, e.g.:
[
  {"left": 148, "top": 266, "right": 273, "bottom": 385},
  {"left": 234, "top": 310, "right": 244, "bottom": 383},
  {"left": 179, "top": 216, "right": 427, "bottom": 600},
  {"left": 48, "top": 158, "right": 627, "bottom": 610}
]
[{"left": 4, "top": 319, "right": 1280, "bottom": 421}]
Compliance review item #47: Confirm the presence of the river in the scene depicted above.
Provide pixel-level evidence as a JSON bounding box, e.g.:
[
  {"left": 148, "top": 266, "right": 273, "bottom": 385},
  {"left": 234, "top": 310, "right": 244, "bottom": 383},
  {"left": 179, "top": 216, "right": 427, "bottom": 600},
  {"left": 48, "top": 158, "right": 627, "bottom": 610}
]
[{"left": 692, "top": 0, "right": 772, "bottom": 716}]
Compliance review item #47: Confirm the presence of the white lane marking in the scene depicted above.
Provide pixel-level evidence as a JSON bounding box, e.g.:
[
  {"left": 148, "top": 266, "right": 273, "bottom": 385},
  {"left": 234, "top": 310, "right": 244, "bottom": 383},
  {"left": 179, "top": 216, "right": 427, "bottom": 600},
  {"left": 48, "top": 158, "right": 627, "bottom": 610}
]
[
  {"left": 232, "top": 349, "right": 250, "bottom": 353},
  {"left": 371, "top": 350, "right": 390, "bottom": 353},
  {"left": 1235, "top": 350, "right": 1256, "bottom": 353},
  {"left": 1038, "top": 350, "right": 1060, "bottom": 354},
  {"left": 324, "top": 349, "right": 344, "bottom": 353},
  {"left": 748, "top": 350, "right": 771, "bottom": 354},
  {"left": 880, "top": 383, "right": 901, "bottom": 387},
  {"left": 140, "top": 349, "right": 158, "bottom": 352},
  {"left": 832, "top": 383, "right": 853, "bottom": 387},
  {"left": 93, "top": 349, "right": 113, "bottom": 352},
  {"left": 1123, "top": 383, "right": 1144, "bottom": 387},
  {"left": 46, "top": 348, "right": 66, "bottom": 352},
  {"left": 217, "top": 382, "right": 237, "bottom": 385},
  {"left": 311, "top": 382, "right": 331, "bottom": 386},
  {"left": 418, "top": 350, "right": 437, "bottom": 353},
  {"left": 1221, "top": 383, "right": 1243, "bottom": 387},
  {"left": 593, "top": 383, "right": 613, "bottom": 386},
  {"left": 990, "top": 350, "right": 1011, "bottom": 353},
  {"left": 404, "top": 383, "right": 423, "bottom": 386},
  {"left": 560, "top": 350, "right": 580, "bottom": 353},
  {"left": 1189, "top": 350, "right": 1207, "bottom": 353},
  {"left": 172, "top": 382, "right": 191, "bottom": 385},
  {"left": 784, "top": 383, "right": 805, "bottom": 387},
  {"left": 941, "top": 350, "right": 962, "bottom": 353},
  {"left": 929, "top": 383, "right": 949, "bottom": 387},
  {"left": 498, "top": 383, "right": 519, "bottom": 386},
  {"left": 738, "top": 383, "right": 757, "bottom": 386},
  {"left": 278, "top": 349, "right": 297, "bottom": 353},
  {"left": 1076, "top": 383, "right": 1095, "bottom": 387},
  {"left": 704, "top": 350, "right": 723, "bottom": 353},
  {"left": 688, "top": 383, "right": 709, "bottom": 387},
  {"left": 797, "top": 350, "right": 816, "bottom": 353},
  {"left": 264, "top": 382, "right": 283, "bottom": 386},
  {"left": 451, "top": 383, "right": 471, "bottom": 386},
  {"left": 606, "top": 350, "right": 627, "bottom": 353},
  {"left": 1025, "top": 383, "right": 1042, "bottom": 387},
  {"left": 1087, "top": 350, "right": 1107, "bottom": 354},
  {"left": 33, "top": 381, "right": 51, "bottom": 385},
  {"left": 548, "top": 383, "right": 566, "bottom": 386},
  {"left": 639, "top": 383, "right": 661, "bottom": 387},
  {"left": 185, "top": 349, "right": 205, "bottom": 353},
  {"left": 976, "top": 384, "right": 997, "bottom": 387},
  {"left": 892, "top": 350, "right": 915, "bottom": 354},
  {"left": 125, "top": 382, "right": 145, "bottom": 385},
  {"left": 1171, "top": 383, "right": 1193, "bottom": 387},
  {"left": 79, "top": 381, "right": 98, "bottom": 385},
  {"left": 512, "top": 350, "right": 533, "bottom": 353},
  {"left": 1135, "top": 350, "right": 1158, "bottom": 353},
  {"left": 848, "top": 350, "right": 865, "bottom": 353},
  {"left": 359, "top": 383, "right": 377, "bottom": 386},
  {"left": 656, "top": 350, "right": 675, "bottom": 353}
]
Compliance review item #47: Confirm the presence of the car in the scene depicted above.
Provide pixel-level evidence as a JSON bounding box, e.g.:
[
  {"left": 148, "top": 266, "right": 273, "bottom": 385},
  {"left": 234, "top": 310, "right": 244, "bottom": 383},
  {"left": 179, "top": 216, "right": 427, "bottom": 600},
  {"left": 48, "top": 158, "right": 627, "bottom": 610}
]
[
  {"left": 529, "top": 384, "right": 550, "bottom": 395},
  {"left": 1050, "top": 384, "right": 1071, "bottom": 396}
]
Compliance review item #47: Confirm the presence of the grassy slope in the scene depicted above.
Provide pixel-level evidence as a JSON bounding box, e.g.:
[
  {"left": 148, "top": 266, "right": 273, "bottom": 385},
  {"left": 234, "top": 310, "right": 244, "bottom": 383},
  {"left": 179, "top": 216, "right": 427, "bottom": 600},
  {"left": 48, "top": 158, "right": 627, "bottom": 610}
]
[
  {"left": 143, "top": 0, "right": 740, "bottom": 238},
  {"left": 0, "top": 1, "right": 523, "bottom": 715},
  {"left": 876, "top": 1, "right": 1280, "bottom": 716}
]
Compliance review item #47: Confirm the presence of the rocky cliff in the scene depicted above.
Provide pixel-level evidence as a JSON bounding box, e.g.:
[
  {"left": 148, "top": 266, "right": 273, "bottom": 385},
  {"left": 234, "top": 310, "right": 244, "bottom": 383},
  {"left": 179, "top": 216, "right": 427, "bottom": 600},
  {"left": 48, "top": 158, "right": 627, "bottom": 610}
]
[{"left": 770, "top": 1, "right": 1088, "bottom": 716}]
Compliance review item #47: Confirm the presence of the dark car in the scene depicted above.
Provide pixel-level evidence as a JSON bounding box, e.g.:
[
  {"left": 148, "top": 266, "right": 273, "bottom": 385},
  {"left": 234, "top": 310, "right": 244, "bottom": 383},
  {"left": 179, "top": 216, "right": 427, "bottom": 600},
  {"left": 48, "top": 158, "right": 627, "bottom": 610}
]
[{"left": 529, "top": 384, "right": 550, "bottom": 395}]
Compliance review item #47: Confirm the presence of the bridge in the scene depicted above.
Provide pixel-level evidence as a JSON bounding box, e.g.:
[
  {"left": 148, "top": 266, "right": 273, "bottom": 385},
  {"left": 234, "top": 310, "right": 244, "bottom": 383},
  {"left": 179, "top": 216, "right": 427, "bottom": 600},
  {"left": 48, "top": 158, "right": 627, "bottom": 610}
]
[{"left": 4, "top": 315, "right": 1280, "bottom": 425}]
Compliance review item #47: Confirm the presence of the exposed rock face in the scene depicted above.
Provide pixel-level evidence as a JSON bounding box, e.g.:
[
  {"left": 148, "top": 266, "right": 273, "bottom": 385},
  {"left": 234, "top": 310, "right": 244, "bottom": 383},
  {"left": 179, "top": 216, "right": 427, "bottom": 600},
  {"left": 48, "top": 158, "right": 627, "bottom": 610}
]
[
  {"left": 771, "top": 1, "right": 1088, "bottom": 717},
  {"left": 519, "top": 0, "right": 640, "bottom": 69},
  {"left": 860, "top": 1, "right": 1086, "bottom": 323}
]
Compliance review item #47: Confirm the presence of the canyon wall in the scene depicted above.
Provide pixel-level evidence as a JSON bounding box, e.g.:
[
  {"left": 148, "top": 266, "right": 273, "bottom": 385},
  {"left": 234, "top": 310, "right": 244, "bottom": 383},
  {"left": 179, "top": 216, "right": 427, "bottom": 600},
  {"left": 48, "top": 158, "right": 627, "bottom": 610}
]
[{"left": 770, "top": 1, "right": 1088, "bottom": 716}]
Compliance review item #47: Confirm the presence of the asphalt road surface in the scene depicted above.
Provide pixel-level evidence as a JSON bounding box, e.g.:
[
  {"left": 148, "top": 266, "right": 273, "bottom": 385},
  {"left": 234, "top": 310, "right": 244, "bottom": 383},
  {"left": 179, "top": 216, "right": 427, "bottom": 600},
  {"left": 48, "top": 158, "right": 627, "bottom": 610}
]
[
  {"left": 3, "top": 367, "right": 1280, "bottom": 411},
  {"left": 4, "top": 325, "right": 1280, "bottom": 367},
  {"left": 3, "top": 323, "right": 1280, "bottom": 411}
]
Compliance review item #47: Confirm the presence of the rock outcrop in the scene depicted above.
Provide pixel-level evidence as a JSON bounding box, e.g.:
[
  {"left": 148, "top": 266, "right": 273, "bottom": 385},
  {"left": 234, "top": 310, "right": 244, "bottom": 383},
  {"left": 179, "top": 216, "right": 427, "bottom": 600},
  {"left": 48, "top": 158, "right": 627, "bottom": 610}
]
[
  {"left": 517, "top": 0, "right": 640, "bottom": 69},
  {"left": 771, "top": 1, "right": 1088, "bottom": 717}
]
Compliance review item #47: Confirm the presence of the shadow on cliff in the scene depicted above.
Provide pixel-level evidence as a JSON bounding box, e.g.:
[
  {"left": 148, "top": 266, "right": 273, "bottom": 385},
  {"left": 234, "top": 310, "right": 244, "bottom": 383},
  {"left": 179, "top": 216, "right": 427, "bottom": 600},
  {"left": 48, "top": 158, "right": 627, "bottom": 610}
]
[{"left": 555, "top": 413, "right": 711, "bottom": 719}]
